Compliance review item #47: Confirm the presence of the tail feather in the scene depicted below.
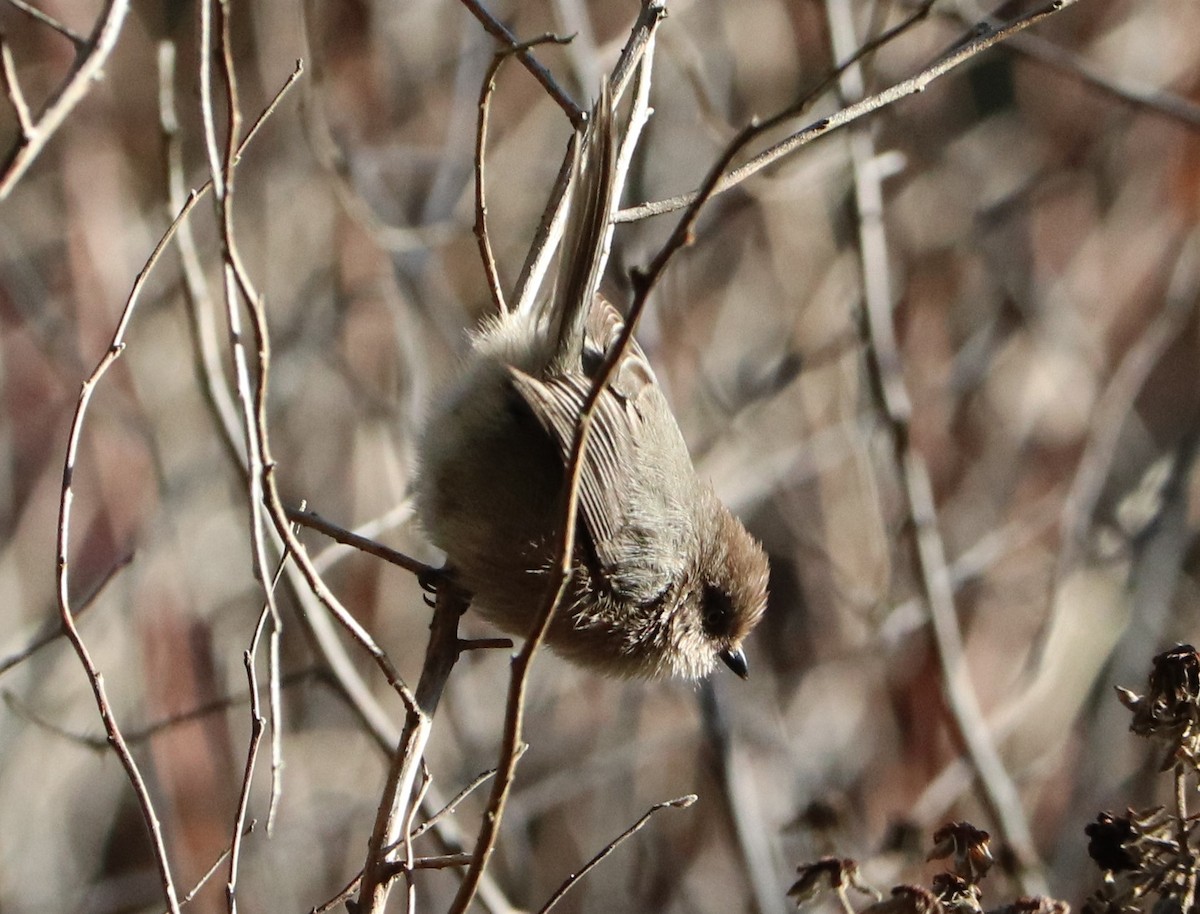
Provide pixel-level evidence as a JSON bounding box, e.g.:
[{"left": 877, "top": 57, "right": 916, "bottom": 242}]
[{"left": 545, "top": 84, "right": 616, "bottom": 373}]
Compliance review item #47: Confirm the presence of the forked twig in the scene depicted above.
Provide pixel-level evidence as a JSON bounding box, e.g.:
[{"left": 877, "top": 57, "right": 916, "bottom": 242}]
[
  {"left": 475, "top": 33, "right": 574, "bottom": 313},
  {"left": 0, "top": 0, "right": 131, "bottom": 199},
  {"left": 510, "top": 1, "right": 666, "bottom": 315},
  {"left": 458, "top": 0, "right": 584, "bottom": 127},
  {"left": 615, "top": 0, "right": 1084, "bottom": 223},
  {"left": 164, "top": 821, "right": 255, "bottom": 914}
]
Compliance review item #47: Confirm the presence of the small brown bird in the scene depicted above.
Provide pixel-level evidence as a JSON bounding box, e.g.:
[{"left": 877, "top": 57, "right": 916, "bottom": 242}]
[{"left": 415, "top": 90, "right": 768, "bottom": 679}]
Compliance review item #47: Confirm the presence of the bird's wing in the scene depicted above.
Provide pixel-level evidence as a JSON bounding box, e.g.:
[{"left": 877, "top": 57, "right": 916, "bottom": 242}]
[{"left": 507, "top": 366, "right": 635, "bottom": 572}]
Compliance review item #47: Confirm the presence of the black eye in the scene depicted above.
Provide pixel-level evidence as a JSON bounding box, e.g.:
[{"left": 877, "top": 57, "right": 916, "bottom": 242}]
[{"left": 701, "top": 585, "right": 734, "bottom": 636}]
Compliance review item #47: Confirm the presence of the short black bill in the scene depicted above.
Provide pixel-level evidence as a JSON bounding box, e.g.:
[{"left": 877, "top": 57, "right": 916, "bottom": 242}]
[{"left": 720, "top": 647, "right": 749, "bottom": 680}]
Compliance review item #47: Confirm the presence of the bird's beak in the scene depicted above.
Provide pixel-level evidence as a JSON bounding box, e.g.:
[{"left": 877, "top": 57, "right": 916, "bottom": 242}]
[{"left": 719, "top": 646, "right": 749, "bottom": 680}]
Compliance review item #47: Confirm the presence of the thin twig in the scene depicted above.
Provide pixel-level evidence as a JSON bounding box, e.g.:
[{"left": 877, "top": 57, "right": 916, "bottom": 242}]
[
  {"left": 400, "top": 764, "right": 431, "bottom": 910},
  {"left": 209, "top": 0, "right": 420, "bottom": 745},
  {"left": 615, "top": 0, "right": 1084, "bottom": 223},
  {"left": 383, "top": 853, "right": 476, "bottom": 880},
  {"left": 197, "top": 15, "right": 290, "bottom": 911},
  {"left": 535, "top": 795, "right": 696, "bottom": 914},
  {"left": 226, "top": 609, "right": 266, "bottom": 914},
  {"left": 227, "top": 542, "right": 294, "bottom": 913},
  {"left": 0, "top": 552, "right": 133, "bottom": 677},
  {"left": 458, "top": 637, "right": 514, "bottom": 653},
  {"left": 4, "top": 0, "right": 87, "bottom": 46},
  {"left": 238, "top": 61, "right": 304, "bottom": 162},
  {"left": 411, "top": 752, "right": 523, "bottom": 840},
  {"left": 54, "top": 159, "right": 194, "bottom": 914},
  {"left": 929, "top": 0, "right": 1200, "bottom": 128},
  {"left": 458, "top": 0, "right": 584, "bottom": 127},
  {"left": 475, "top": 33, "right": 575, "bottom": 313},
  {"left": 3, "top": 670, "right": 322, "bottom": 749},
  {"left": 310, "top": 502, "right": 416, "bottom": 573},
  {"left": 0, "top": 37, "right": 33, "bottom": 136},
  {"left": 311, "top": 873, "right": 361, "bottom": 914},
  {"left": 286, "top": 506, "right": 440, "bottom": 581},
  {"left": 158, "top": 39, "right": 244, "bottom": 466},
  {"left": 0, "top": 0, "right": 131, "bottom": 199},
  {"left": 169, "top": 821, "right": 255, "bottom": 913}
]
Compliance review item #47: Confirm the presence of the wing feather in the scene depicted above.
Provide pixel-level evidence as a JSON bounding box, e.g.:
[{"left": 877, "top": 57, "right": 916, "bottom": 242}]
[{"left": 508, "top": 367, "right": 633, "bottom": 565}]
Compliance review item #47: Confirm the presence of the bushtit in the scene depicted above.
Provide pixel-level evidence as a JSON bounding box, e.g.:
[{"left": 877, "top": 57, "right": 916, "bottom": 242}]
[{"left": 415, "top": 90, "right": 768, "bottom": 679}]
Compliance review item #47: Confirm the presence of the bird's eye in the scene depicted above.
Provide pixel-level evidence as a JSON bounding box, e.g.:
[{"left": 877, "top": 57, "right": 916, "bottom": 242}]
[{"left": 701, "top": 585, "right": 734, "bottom": 636}]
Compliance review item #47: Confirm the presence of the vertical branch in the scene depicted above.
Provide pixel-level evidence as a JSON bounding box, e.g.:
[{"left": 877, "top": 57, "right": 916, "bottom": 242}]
[
  {"left": 53, "top": 193, "right": 206, "bottom": 914},
  {"left": 157, "top": 38, "right": 246, "bottom": 466},
  {"left": 354, "top": 584, "right": 468, "bottom": 913},
  {"left": 823, "top": 0, "right": 1044, "bottom": 891},
  {"left": 227, "top": 540, "right": 294, "bottom": 912},
  {"left": 198, "top": 5, "right": 293, "bottom": 884},
  {"left": 227, "top": 605, "right": 270, "bottom": 914}
]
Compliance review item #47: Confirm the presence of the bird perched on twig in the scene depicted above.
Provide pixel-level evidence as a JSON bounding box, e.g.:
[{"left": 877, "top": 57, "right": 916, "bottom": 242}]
[{"left": 415, "top": 88, "right": 768, "bottom": 680}]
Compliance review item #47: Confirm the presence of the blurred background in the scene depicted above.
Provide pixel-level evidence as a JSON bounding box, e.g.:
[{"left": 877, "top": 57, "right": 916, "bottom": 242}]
[{"left": 0, "top": 0, "right": 1198, "bottom": 911}]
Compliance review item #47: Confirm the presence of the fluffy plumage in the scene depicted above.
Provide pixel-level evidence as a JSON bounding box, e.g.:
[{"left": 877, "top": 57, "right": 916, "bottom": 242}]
[{"left": 415, "top": 89, "right": 768, "bottom": 679}]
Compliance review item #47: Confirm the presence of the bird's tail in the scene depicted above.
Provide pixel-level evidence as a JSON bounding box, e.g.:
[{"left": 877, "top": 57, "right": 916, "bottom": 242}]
[{"left": 543, "top": 84, "right": 617, "bottom": 372}]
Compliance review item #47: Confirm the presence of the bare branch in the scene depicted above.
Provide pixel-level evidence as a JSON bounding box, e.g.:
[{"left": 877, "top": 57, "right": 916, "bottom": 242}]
[
  {"left": 0, "top": 38, "right": 33, "bottom": 136},
  {"left": 286, "top": 506, "right": 439, "bottom": 581},
  {"left": 0, "top": 552, "right": 132, "bottom": 677},
  {"left": 3, "top": 669, "right": 322, "bottom": 750},
  {"left": 0, "top": 0, "right": 131, "bottom": 199},
  {"left": 354, "top": 581, "right": 467, "bottom": 912},
  {"left": 169, "top": 821, "right": 255, "bottom": 914},
  {"left": 510, "top": 0, "right": 666, "bottom": 314},
  {"left": 475, "top": 33, "right": 574, "bottom": 313},
  {"left": 459, "top": 0, "right": 584, "bottom": 127},
  {"left": 615, "top": 0, "right": 1084, "bottom": 223},
  {"left": 4, "top": 0, "right": 87, "bottom": 46},
  {"left": 226, "top": 605, "right": 271, "bottom": 914},
  {"left": 535, "top": 795, "right": 697, "bottom": 914},
  {"left": 53, "top": 159, "right": 198, "bottom": 914}
]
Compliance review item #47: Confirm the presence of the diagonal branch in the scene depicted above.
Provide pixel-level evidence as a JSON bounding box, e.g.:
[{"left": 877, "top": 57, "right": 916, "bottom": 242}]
[
  {"left": 0, "top": 0, "right": 130, "bottom": 199},
  {"left": 615, "top": 0, "right": 1084, "bottom": 223},
  {"left": 4, "top": 0, "right": 86, "bottom": 46},
  {"left": 458, "top": 0, "right": 584, "bottom": 127}
]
